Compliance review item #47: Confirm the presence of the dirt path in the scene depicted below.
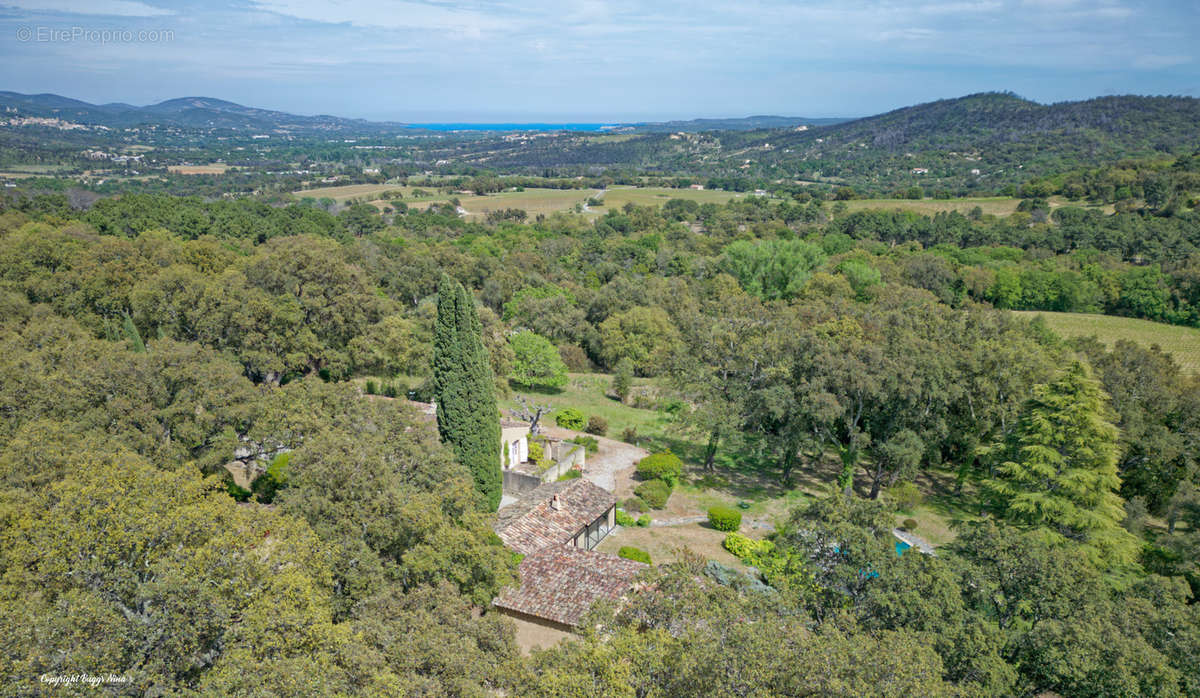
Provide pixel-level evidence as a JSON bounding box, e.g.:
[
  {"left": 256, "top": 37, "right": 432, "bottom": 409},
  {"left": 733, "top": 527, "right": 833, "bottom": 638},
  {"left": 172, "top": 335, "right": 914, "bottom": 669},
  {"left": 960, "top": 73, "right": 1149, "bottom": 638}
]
[{"left": 540, "top": 426, "right": 647, "bottom": 492}]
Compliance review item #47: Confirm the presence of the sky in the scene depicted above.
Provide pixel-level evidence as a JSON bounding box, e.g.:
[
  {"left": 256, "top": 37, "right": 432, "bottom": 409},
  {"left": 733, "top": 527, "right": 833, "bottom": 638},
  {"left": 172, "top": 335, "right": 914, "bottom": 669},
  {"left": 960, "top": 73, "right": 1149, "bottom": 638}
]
[{"left": 1, "top": 0, "right": 1197, "bottom": 122}]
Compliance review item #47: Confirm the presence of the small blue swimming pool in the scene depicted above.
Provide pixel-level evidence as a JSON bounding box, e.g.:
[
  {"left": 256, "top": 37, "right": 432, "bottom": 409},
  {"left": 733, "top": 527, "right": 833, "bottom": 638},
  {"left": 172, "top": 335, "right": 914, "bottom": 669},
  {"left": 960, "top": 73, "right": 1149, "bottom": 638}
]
[{"left": 895, "top": 539, "right": 912, "bottom": 556}]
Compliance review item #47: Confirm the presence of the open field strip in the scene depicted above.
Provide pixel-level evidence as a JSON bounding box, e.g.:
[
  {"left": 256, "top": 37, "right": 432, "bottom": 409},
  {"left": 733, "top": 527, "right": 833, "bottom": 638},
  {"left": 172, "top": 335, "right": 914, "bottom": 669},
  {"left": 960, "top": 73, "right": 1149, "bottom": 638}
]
[{"left": 1014, "top": 310, "right": 1200, "bottom": 375}]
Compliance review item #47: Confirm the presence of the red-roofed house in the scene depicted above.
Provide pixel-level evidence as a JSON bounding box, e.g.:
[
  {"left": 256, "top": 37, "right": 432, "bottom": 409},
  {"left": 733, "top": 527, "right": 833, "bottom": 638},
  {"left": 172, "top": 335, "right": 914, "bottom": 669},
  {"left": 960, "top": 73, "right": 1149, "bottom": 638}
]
[
  {"left": 492, "top": 478, "right": 645, "bottom": 631},
  {"left": 493, "top": 545, "right": 646, "bottom": 629}
]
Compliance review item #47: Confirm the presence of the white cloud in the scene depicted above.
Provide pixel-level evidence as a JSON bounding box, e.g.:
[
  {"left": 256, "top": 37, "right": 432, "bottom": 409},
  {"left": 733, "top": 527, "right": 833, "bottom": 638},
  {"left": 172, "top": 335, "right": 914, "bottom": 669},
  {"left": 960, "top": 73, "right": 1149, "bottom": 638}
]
[{"left": 1, "top": 0, "right": 172, "bottom": 16}]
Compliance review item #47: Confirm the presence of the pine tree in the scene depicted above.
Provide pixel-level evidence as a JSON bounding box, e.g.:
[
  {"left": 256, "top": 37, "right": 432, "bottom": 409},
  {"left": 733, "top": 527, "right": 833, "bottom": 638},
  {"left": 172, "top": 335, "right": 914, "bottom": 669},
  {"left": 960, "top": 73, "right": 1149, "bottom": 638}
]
[
  {"left": 982, "top": 360, "right": 1138, "bottom": 568},
  {"left": 432, "top": 275, "right": 501, "bottom": 510}
]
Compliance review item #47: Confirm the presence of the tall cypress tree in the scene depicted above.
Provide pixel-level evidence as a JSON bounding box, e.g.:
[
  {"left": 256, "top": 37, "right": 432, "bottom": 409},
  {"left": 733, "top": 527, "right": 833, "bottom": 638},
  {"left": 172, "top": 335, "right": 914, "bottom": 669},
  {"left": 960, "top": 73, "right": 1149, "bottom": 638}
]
[
  {"left": 432, "top": 274, "right": 501, "bottom": 510},
  {"left": 982, "top": 360, "right": 1138, "bottom": 569}
]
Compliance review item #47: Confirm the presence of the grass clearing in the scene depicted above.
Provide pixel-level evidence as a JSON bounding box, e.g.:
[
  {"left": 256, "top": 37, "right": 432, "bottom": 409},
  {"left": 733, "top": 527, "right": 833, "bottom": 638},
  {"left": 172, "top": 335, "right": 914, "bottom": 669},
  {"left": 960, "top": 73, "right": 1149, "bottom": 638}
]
[
  {"left": 595, "top": 521, "right": 763, "bottom": 571},
  {"left": 168, "top": 164, "right": 230, "bottom": 175},
  {"left": 841, "top": 196, "right": 1112, "bottom": 217},
  {"left": 294, "top": 182, "right": 410, "bottom": 202},
  {"left": 499, "top": 372, "right": 669, "bottom": 441},
  {"left": 1014, "top": 311, "right": 1200, "bottom": 375},
  {"left": 598, "top": 186, "right": 746, "bottom": 210}
]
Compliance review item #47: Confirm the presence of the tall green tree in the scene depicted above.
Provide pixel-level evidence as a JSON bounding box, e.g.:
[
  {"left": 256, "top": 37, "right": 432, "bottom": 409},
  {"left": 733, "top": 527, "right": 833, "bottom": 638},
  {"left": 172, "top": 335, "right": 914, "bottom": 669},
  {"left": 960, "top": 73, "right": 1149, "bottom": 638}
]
[
  {"left": 982, "top": 361, "right": 1139, "bottom": 568},
  {"left": 432, "top": 275, "right": 501, "bottom": 510}
]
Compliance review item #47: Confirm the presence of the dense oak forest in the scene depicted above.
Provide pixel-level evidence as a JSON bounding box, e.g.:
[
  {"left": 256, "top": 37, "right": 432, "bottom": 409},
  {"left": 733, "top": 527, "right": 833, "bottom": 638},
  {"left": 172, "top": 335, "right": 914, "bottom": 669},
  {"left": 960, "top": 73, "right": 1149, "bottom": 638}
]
[{"left": 1, "top": 149, "right": 1200, "bottom": 696}]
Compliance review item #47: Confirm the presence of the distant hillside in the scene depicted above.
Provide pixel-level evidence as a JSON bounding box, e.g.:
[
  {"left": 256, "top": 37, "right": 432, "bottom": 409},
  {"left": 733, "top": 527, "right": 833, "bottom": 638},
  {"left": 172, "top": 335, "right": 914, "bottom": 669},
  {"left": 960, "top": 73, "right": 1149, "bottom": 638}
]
[
  {"left": 0, "top": 91, "right": 395, "bottom": 132},
  {"left": 772, "top": 92, "right": 1200, "bottom": 153}
]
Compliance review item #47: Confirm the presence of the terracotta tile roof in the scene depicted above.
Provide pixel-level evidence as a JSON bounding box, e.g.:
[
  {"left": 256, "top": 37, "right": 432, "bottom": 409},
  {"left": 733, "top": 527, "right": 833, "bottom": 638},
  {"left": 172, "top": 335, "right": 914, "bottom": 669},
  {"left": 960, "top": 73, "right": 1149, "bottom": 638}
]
[
  {"left": 493, "top": 545, "right": 646, "bottom": 627},
  {"left": 495, "top": 479, "right": 615, "bottom": 554}
]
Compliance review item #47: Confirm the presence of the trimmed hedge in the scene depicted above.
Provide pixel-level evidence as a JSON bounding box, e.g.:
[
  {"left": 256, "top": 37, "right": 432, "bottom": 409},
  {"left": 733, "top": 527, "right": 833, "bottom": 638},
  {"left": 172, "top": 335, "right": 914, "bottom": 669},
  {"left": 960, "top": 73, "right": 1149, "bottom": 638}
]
[
  {"left": 636, "top": 514, "right": 651, "bottom": 527},
  {"left": 622, "top": 496, "right": 646, "bottom": 513},
  {"left": 618, "top": 546, "right": 651, "bottom": 564},
  {"left": 723, "top": 532, "right": 773, "bottom": 563},
  {"left": 636, "top": 451, "right": 683, "bottom": 487},
  {"left": 707, "top": 505, "right": 742, "bottom": 532},
  {"left": 634, "top": 479, "right": 671, "bottom": 509},
  {"left": 615, "top": 509, "right": 636, "bottom": 527}
]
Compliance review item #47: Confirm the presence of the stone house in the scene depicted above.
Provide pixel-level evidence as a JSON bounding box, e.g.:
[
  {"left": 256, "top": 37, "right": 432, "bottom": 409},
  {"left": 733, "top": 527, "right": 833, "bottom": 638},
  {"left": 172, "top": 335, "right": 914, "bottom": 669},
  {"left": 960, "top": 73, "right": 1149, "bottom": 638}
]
[{"left": 492, "top": 479, "right": 644, "bottom": 630}]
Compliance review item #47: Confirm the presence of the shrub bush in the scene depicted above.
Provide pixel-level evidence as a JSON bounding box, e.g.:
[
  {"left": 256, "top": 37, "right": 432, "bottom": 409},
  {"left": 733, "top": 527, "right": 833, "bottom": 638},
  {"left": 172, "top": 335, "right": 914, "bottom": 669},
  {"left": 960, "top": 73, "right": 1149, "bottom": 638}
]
[
  {"left": 383, "top": 382, "right": 398, "bottom": 398},
  {"left": 252, "top": 453, "right": 289, "bottom": 504},
  {"left": 636, "top": 514, "right": 651, "bottom": 527},
  {"left": 636, "top": 451, "right": 683, "bottom": 487},
  {"left": 622, "top": 496, "right": 646, "bottom": 513},
  {"left": 621, "top": 426, "right": 638, "bottom": 443},
  {"left": 585, "top": 415, "right": 608, "bottom": 436},
  {"left": 723, "top": 532, "right": 773, "bottom": 563},
  {"left": 887, "top": 481, "right": 924, "bottom": 513},
  {"left": 555, "top": 407, "right": 586, "bottom": 430},
  {"left": 634, "top": 479, "right": 671, "bottom": 509},
  {"left": 226, "top": 478, "right": 252, "bottom": 502},
  {"left": 365, "top": 379, "right": 378, "bottom": 395},
  {"left": 618, "top": 546, "right": 651, "bottom": 564},
  {"left": 615, "top": 509, "right": 636, "bottom": 527},
  {"left": 557, "top": 469, "right": 582, "bottom": 481},
  {"left": 707, "top": 505, "right": 742, "bottom": 532},
  {"left": 902, "top": 518, "right": 919, "bottom": 531},
  {"left": 528, "top": 440, "right": 544, "bottom": 463},
  {"left": 569, "top": 435, "right": 599, "bottom": 454}
]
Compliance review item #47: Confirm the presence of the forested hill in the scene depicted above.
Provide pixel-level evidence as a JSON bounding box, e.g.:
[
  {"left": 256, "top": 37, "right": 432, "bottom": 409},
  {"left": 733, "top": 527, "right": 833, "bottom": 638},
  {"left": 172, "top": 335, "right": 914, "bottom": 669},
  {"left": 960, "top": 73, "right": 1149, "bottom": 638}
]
[
  {"left": 777, "top": 92, "right": 1200, "bottom": 152},
  {"left": 706, "top": 92, "right": 1200, "bottom": 190},
  {"left": 0, "top": 91, "right": 399, "bottom": 132}
]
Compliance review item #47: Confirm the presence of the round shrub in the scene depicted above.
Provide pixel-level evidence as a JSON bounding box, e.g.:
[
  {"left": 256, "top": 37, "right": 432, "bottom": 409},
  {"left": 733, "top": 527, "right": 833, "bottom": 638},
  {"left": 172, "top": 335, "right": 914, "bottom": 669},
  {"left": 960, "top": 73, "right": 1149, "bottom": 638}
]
[
  {"left": 585, "top": 415, "right": 608, "bottom": 436},
  {"left": 527, "top": 440, "right": 544, "bottom": 463},
  {"left": 621, "top": 426, "right": 639, "bottom": 443},
  {"left": 636, "top": 451, "right": 683, "bottom": 487},
  {"left": 365, "top": 379, "right": 378, "bottom": 395},
  {"left": 615, "top": 509, "right": 636, "bottom": 527},
  {"left": 723, "top": 532, "right": 772, "bottom": 563},
  {"left": 618, "top": 546, "right": 651, "bottom": 564},
  {"left": 636, "top": 514, "right": 651, "bottom": 527},
  {"left": 555, "top": 407, "right": 586, "bottom": 430},
  {"left": 622, "top": 496, "right": 646, "bottom": 514},
  {"left": 902, "top": 518, "right": 919, "bottom": 531},
  {"left": 707, "top": 505, "right": 742, "bottom": 532},
  {"left": 634, "top": 479, "right": 671, "bottom": 509}
]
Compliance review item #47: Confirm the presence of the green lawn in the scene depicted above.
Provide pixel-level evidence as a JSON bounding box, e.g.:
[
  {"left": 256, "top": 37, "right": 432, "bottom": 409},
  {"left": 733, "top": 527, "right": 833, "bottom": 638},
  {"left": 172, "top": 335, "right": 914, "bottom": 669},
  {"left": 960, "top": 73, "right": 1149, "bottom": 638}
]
[
  {"left": 1014, "top": 311, "right": 1200, "bottom": 376},
  {"left": 499, "top": 372, "right": 670, "bottom": 440}
]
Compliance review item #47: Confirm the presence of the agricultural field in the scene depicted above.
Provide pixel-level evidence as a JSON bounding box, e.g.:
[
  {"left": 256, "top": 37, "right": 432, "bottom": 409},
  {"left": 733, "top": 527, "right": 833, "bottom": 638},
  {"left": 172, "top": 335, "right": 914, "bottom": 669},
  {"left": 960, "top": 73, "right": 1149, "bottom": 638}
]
[
  {"left": 597, "top": 185, "right": 747, "bottom": 210},
  {"left": 404, "top": 187, "right": 600, "bottom": 219},
  {"left": 841, "top": 195, "right": 1112, "bottom": 217},
  {"left": 294, "top": 182, "right": 407, "bottom": 202},
  {"left": 1015, "top": 311, "right": 1200, "bottom": 375},
  {"left": 168, "top": 164, "right": 230, "bottom": 175}
]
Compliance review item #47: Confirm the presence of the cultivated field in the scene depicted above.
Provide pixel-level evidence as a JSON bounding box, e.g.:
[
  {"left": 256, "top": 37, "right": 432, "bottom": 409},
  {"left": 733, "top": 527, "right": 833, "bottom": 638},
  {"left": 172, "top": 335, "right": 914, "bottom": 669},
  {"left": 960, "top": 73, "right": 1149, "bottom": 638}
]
[
  {"left": 168, "top": 164, "right": 230, "bottom": 175},
  {"left": 841, "top": 195, "right": 1112, "bottom": 217},
  {"left": 1015, "top": 311, "right": 1200, "bottom": 376},
  {"left": 294, "top": 182, "right": 406, "bottom": 202},
  {"left": 598, "top": 185, "right": 746, "bottom": 210}
]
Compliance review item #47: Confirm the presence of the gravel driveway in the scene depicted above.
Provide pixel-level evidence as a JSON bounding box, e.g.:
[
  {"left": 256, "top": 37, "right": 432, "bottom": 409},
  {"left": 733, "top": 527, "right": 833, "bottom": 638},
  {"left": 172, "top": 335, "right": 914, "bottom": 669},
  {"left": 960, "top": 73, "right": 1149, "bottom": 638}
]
[{"left": 540, "top": 426, "right": 647, "bottom": 492}]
